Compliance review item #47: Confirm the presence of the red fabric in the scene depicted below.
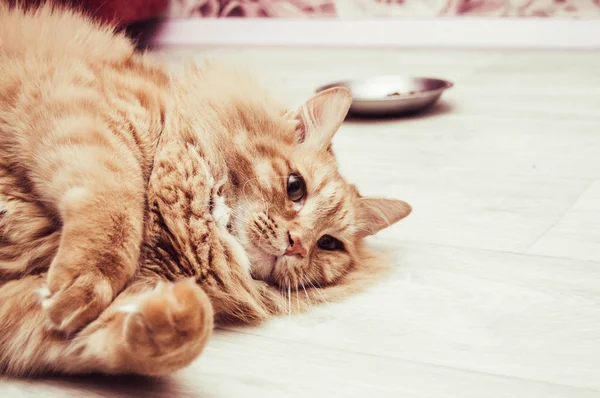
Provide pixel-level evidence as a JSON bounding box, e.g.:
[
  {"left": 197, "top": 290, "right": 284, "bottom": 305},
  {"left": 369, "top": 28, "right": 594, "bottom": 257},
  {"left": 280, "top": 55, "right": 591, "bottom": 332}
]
[
  {"left": 9, "top": 0, "right": 169, "bottom": 26},
  {"left": 77, "top": 0, "right": 168, "bottom": 25}
]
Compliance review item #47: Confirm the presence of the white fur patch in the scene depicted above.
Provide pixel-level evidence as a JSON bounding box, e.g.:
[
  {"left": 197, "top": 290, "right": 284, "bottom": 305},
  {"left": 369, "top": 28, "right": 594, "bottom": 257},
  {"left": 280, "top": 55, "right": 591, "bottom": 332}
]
[
  {"left": 117, "top": 282, "right": 167, "bottom": 314},
  {"left": 222, "top": 230, "right": 251, "bottom": 272},
  {"left": 211, "top": 191, "right": 249, "bottom": 271},
  {"left": 60, "top": 186, "right": 90, "bottom": 217},
  {"left": 220, "top": 202, "right": 251, "bottom": 273},
  {"left": 36, "top": 284, "right": 51, "bottom": 300},
  {"left": 117, "top": 303, "right": 140, "bottom": 314},
  {"left": 212, "top": 194, "right": 231, "bottom": 229},
  {"left": 63, "top": 186, "right": 89, "bottom": 204},
  {"left": 300, "top": 198, "right": 316, "bottom": 218},
  {"left": 59, "top": 307, "right": 87, "bottom": 331}
]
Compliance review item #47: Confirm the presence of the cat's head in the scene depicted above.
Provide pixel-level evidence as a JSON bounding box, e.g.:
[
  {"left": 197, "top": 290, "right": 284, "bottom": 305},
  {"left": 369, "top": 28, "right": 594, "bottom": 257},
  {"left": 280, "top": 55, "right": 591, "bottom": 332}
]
[{"left": 230, "top": 87, "right": 411, "bottom": 289}]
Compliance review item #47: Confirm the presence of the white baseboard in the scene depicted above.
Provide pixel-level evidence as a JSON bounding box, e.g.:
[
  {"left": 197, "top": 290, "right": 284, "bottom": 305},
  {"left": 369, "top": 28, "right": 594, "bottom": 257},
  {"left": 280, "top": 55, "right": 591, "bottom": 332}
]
[{"left": 150, "top": 18, "right": 600, "bottom": 50}]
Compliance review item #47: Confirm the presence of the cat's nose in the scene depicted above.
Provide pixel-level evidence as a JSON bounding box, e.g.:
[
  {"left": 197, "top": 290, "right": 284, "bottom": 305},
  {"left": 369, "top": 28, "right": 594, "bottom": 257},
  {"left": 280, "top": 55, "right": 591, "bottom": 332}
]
[{"left": 286, "top": 232, "right": 307, "bottom": 257}]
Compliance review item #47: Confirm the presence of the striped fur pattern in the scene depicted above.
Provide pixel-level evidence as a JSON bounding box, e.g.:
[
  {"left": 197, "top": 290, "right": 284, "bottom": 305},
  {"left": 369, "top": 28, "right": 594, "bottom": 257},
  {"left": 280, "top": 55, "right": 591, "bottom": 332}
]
[{"left": 0, "top": 3, "right": 411, "bottom": 377}]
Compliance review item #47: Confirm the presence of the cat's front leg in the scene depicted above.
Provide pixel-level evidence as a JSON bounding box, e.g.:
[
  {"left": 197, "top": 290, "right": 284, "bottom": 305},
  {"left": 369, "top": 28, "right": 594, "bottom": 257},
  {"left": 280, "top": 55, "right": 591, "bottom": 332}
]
[
  {"left": 24, "top": 121, "right": 146, "bottom": 334},
  {"left": 41, "top": 185, "right": 144, "bottom": 333}
]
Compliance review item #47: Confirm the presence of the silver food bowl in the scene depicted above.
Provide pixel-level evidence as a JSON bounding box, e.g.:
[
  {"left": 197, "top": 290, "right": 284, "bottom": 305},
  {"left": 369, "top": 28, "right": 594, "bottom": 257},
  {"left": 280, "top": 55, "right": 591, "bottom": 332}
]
[{"left": 316, "top": 75, "right": 453, "bottom": 117}]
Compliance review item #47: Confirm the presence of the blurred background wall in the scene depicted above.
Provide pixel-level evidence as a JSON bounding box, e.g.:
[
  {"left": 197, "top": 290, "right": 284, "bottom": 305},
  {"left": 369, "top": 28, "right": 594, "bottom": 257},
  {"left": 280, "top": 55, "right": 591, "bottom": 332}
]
[
  {"left": 165, "top": 0, "right": 600, "bottom": 19},
  {"left": 12, "top": 1, "right": 599, "bottom": 48}
]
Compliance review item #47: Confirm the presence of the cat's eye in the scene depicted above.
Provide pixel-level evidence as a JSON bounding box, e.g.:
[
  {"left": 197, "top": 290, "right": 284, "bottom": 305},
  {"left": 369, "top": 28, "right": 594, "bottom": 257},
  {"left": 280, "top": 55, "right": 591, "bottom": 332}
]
[
  {"left": 287, "top": 173, "right": 306, "bottom": 202},
  {"left": 317, "top": 235, "right": 343, "bottom": 251}
]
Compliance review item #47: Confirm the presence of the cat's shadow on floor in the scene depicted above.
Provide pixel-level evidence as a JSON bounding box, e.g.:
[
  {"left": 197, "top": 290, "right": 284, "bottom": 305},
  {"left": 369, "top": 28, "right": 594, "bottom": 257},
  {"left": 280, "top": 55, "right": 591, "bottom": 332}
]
[{"left": 23, "top": 373, "right": 201, "bottom": 398}]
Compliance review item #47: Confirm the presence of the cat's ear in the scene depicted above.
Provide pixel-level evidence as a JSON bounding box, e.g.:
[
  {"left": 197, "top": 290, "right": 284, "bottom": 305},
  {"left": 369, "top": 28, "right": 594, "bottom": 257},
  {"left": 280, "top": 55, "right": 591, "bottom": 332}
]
[
  {"left": 355, "top": 197, "right": 412, "bottom": 237},
  {"left": 289, "top": 87, "right": 352, "bottom": 148}
]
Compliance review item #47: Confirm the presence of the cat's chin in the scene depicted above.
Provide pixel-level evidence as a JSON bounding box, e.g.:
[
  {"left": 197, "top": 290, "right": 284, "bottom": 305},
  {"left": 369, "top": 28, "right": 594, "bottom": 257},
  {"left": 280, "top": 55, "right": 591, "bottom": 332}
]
[{"left": 247, "top": 245, "right": 278, "bottom": 282}]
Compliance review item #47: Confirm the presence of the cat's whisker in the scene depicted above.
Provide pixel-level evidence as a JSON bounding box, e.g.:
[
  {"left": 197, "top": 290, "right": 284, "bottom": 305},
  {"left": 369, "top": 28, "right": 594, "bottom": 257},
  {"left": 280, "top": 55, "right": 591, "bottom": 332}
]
[
  {"left": 261, "top": 196, "right": 269, "bottom": 217},
  {"left": 301, "top": 284, "right": 313, "bottom": 310},
  {"left": 283, "top": 282, "right": 287, "bottom": 316},
  {"left": 279, "top": 284, "right": 287, "bottom": 315},
  {"left": 287, "top": 282, "right": 291, "bottom": 317},
  {"left": 226, "top": 215, "right": 251, "bottom": 229},
  {"left": 296, "top": 284, "right": 300, "bottom": 313},
  {"left": 241, "top": 178, "right": 257, "bottom": 208},
  {"left": 299, "top": 275, "right": 314, "bottom": 309},
  {"left": 227, "top": 209, "right": 254, "bottom": 228},
  {"left": 307, "top": 279, "right": 330, "bottom": 306}
]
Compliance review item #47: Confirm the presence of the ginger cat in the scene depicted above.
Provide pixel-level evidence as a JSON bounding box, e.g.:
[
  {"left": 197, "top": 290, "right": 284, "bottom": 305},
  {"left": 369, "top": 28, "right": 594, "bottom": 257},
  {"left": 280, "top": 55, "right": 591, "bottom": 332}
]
[{"left": 0, "top": 3, "right": 411, "bottom": 376}]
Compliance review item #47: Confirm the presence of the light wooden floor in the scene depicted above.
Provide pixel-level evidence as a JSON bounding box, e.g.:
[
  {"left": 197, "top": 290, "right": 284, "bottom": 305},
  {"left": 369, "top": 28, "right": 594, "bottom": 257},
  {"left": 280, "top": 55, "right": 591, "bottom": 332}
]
[{"left": 3, "top": 48, "right": 600, "bottom": 397}]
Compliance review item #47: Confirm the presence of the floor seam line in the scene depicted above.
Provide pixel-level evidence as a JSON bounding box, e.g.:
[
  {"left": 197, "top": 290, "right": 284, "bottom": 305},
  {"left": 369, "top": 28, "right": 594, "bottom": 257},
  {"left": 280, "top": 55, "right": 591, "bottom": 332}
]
[
  {"left": 215, "top": 327, "right": 600, "bottom": 394},
  {"left": 524, "top": 179, "right": 596, "bottom": 253}
]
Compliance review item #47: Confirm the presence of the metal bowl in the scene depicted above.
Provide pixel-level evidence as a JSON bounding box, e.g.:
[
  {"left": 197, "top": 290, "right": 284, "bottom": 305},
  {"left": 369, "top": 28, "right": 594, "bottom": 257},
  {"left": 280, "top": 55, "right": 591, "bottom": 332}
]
[{"left": 316, "top": 75, "right": 453, "bottom": 117}]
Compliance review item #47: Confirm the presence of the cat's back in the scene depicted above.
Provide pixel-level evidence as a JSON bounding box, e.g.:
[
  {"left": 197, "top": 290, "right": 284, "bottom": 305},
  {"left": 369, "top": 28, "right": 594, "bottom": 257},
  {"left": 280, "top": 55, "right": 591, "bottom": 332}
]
[
  {"left": 0, "top": 3, "right": 142, "bottom": 123},
  {"left": 0, "top": 2, "right": 169, "bottom": 160},
  {"left": 0, "top": 2, "right": 133, "bottom": 65}
]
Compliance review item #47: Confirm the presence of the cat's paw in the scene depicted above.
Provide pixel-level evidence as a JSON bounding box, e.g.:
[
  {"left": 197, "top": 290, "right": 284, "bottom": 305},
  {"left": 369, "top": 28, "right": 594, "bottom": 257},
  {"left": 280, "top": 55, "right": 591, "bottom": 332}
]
[
  {"left": 42, "top": 265, "right": 113, "bottom": 334},
  {"left": 118, "top": 279, "right": 213, "bottom": 374}
]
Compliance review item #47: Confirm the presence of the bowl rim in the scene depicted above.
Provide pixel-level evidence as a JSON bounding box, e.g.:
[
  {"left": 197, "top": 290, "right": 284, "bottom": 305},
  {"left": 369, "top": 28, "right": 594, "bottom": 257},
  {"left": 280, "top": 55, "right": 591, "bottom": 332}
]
[{"left": 316, "top": 75, "right": 454, "bottom": 103}]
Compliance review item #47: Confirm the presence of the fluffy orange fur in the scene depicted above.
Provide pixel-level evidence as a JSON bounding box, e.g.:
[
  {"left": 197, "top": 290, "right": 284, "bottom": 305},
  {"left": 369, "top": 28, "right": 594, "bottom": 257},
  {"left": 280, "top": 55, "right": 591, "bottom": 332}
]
[{"left": 0, "top": 3, "right": 411, "bottom": 377}]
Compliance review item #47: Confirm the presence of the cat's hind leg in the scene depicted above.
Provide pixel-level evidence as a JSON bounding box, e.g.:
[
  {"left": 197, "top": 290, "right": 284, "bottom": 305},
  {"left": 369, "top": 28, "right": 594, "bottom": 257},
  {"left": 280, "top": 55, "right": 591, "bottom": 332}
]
[{"left": 76, "top": 277, "right": 214, "bottom": 375}]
